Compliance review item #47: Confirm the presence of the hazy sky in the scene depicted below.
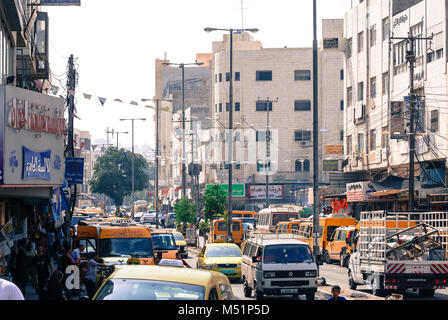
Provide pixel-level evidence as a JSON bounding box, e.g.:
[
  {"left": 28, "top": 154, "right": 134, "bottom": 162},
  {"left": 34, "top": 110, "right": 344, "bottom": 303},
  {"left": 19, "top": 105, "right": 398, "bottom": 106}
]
[{"left": 45, "top": 0, "right": 352, "bottom": 152}]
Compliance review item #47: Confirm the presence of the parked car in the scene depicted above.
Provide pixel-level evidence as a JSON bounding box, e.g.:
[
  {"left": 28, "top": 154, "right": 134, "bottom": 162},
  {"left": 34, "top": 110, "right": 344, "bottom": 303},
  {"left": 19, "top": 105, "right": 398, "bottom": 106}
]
[
  {"left": 142, "top": 210, "right": 157, "bottom": 224},
  {"left": 133, "top": 212, "right": 144, "bottom": 223}
]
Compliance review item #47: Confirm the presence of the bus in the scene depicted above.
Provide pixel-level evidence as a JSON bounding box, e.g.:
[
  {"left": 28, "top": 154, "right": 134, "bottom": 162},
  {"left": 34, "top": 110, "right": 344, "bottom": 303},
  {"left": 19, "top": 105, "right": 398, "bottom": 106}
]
[
  {"left": 256, "top": 207, "right": 300, "bottom": 233},
  {"left": 231, "top": 211, "right": 258, "bottom": 219}
]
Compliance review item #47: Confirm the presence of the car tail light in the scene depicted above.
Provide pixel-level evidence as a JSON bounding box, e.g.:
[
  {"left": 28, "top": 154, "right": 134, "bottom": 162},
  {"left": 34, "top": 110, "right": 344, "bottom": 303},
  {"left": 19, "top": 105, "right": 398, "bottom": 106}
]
[{"left": 436, "top": 279, "right": 440, "bottom": 284}]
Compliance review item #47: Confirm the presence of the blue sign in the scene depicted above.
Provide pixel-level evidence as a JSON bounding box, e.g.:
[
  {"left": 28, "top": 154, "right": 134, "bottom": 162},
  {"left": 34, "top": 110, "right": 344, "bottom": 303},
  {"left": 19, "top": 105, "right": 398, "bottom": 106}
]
[
  {"left": 65, "top": 158, "right": 84, "bottom": 184},
  {"left": 50, "top": 187, "right": 69, "bottom": 221},
  {"left": 23, "top": 147, "right": 51, "bottom": 180},
  {"left": 39, "top": 0, "right": 81, "bottom": 5}
]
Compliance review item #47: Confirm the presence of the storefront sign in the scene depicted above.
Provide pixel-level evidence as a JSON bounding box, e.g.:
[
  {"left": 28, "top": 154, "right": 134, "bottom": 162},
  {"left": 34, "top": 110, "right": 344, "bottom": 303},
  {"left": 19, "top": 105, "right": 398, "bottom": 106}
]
[
  {"left": 249, "top": 185, "right": 284, "bottom": 200},
  {"left": 323, "top": 160, "right": 339, "bottom": 171},
  {"left": 65, "top": 158, "right": 84, "bottom": 184},
  {"left": 50, "top": 187, "right": 69, "bottom": 221},
  {"left": 23, "top": 147, "right": 51, "bottom": 180},
  {"left": 325, "top": 145, "right": 344, "bottom": 155},
  {"left": 206, "top": 184, "right": 245, "bottom": 197},
  {"left": 393, "top": 14, "right": 408, "bottom": 28},
  {"left": 346, "top": 181, "right": 377, "bottom": 202}
]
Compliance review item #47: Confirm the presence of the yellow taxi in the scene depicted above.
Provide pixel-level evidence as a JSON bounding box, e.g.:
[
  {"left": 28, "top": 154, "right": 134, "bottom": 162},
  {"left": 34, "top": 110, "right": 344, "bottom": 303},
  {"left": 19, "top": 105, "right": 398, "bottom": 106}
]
[
  {"left": 92, "top": 265, "right": 234, "bottom": 300},
  {"left": 196, "top": 243, "right": 242, "bottom": 281}
]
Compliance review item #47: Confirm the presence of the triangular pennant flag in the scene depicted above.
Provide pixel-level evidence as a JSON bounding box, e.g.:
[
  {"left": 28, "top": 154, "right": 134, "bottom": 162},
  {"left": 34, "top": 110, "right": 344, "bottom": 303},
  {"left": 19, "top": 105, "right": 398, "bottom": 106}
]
[
  {"left": 114, "top": 99, "right": 123, "bottom": 103},
  {"left": 83, "top": 93, "right": 92, "bottom": 100},
  {"left": 129, "top": 101, "right": 139, "bottom": 106},
  {"left": 92, "top": 145, "right": 98, "bottom": 151},
  {"left": 98, "top": 97, "right": 107, "bottom": 106}
]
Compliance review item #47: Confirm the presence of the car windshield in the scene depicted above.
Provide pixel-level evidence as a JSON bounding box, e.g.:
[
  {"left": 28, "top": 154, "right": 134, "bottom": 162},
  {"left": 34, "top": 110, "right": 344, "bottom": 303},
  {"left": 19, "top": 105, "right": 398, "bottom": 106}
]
[
  {"left": 263, "top": 244, "right": 314, "bottom": 264},
  {"left": 206, "top": 246, "right": 242, "bottom": 258},
  {"left": 272, "top": 213, "right": 299, "bottom": 226},
  {"left": 94, "top": 279, "right": 206, "bottom": 300},
  {"left": 99, "top": 238, "right": 154, "bottom": 258},
  {"left": 152, "top": 234, "right": 177, "bottom": 250},
  {"left": 173, "top": 233, "right": 185, "bottom": 241}
]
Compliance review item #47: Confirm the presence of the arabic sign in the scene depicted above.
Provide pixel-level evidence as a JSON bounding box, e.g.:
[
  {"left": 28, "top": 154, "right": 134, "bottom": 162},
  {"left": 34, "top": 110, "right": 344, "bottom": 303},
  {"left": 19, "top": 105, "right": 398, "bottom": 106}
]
[
  {"left": 323, "top": 160, "right": 339, "bottom": 172},
  {"left": 249, "top": 185, "right": 284, "bottom": 200},
  {"left": 39, "top": 0, "right": 81, "bottom": 5},
  {"left": 23, "top": 147, "right": 51, "bottom": 180},
  {"left": 64, "top": 158, "right": 84, "bottom": 184},
  {"left": 393, "top": 14, "right": 408, "bottom": 28},
  {"left": 206, "top": 184, "right": 245, "bottom": 197},
  {"left": 50, "top": 187, "right": 69, "bottom": 221},
  {"left": 346, "top": 181, "right": 377, "bottom": 202},
  {"left": 325, "top": 145, "right": 344, "bottom": 155}
]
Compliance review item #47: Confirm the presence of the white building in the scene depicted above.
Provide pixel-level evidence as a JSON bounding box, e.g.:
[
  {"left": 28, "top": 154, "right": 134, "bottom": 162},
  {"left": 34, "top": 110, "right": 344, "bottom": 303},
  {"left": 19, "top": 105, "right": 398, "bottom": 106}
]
[
  {"left": 208, "top": 20, "right": 346, "bottom": 208},
  {"left": 344, "top": 0, "right": 447, "bottom": 193}
]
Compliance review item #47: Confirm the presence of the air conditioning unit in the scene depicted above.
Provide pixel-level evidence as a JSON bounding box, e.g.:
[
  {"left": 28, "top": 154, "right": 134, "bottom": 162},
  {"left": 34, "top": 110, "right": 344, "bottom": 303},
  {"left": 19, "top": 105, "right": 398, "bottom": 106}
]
[{"left": 301, "top": 141, "right": 312, "bottom": 147}]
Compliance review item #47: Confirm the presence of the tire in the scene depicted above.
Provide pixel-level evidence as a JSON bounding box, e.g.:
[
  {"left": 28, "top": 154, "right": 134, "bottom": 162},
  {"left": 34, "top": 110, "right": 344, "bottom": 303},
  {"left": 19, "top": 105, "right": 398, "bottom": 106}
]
[
  {"left": 419, "top": 289, "right": 435, "bottom": 297},
  {"left": 324, "top": 251, "right": 332, "bottom": 264},
  {"left": 254, "top": 284, "right": 264, "bottom": 300},
  {"left": 305, "top": 292, "right": 315, "bottom": 300},
  {"left": 348, "top": 271, "right": 357, "bottom": 290},
  {"left": 243, "top": 281, "right": 252, "bottom": 298}
]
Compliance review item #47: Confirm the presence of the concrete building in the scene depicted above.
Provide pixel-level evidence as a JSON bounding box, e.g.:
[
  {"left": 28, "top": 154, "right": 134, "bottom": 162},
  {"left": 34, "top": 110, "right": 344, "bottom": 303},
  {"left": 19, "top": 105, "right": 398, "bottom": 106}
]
[
  {"left": 343, "top": 0, "right": 448, "bottom": 207},
  {"left": 74, "top": 129, "right": 94, "bottom": 196},
  {"left": 206, "top": 20, "right": 346, "bottom": 209}
]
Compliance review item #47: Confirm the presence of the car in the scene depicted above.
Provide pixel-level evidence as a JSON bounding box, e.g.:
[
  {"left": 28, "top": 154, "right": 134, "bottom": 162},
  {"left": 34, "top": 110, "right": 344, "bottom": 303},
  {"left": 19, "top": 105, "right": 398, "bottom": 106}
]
[
  {"left": 92, "top": 265, "right": 234, "bottom": 300},
  {"left": 133, "top": 212, "right": 144, "bottom": 222},
  {"left": 171, "top": 231, "right": 188, "bottom": 258},
  {"left": 165, "top": 213, "right": 176, "bottom": 228},
  {"left": 142, "top": 211, "right": 157, "bottom": 224},
  {"left": 197, "top": 243, "right": 242, "bottom": 281}
]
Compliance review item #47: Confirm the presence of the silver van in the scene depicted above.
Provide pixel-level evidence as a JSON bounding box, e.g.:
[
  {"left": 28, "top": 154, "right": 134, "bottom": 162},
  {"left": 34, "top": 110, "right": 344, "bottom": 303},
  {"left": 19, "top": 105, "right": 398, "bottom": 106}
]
[{"left": 241, "top": 235, "right": 318, "bottom": 300}]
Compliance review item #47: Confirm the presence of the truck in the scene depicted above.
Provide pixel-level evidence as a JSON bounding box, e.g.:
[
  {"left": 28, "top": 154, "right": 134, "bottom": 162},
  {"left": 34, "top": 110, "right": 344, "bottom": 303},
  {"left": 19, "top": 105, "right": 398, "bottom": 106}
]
[{"left": 348, "top": 211, "right": 448, "bottom": 297}]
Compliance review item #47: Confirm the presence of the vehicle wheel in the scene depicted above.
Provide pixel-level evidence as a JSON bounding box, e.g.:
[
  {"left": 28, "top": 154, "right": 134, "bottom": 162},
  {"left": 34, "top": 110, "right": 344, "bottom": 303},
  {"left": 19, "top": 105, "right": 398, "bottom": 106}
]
[
  {"left": 292, "top": 293, "right": 299, "bottom": 299},
  {"left": 418, "top": 289, "right": 435, "bottom": 297},
  {"left": 324, "top": 251, "right": 332, "bottom": 264},
  {"left": 305, "top": 292, "right": 315, "bottom": 300},
  {"left": 348, "top": 271, "right": 357, "bottom": 290},
  {"left": 371, "top": 276, "right": 384, "bottom": 297},
  {"left": 254, "top": 284, "right": 264, "bottom": 300},
  {"left": 185, "top": 253, "right": 188, "bottom": 259},
  {"left": 243, "top": 281, "right": 252, "bottom": 298}
]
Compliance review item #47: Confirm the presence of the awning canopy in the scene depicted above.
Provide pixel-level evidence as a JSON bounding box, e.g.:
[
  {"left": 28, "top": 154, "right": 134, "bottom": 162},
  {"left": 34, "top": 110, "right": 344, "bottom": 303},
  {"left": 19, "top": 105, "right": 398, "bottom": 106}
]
[{"left": 368, "top": 189, "right": 406, "bottom": 197}]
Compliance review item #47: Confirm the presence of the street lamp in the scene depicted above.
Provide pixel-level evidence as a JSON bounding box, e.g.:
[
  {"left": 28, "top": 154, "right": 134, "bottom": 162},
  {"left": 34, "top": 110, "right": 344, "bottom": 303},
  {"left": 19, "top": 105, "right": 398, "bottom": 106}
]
[
  {"left": 204, "top": 26, "right": 259, "bottom": 243},
  {"left": 114, "top": 131, "right": 129, "bottom": 148},
  {"left": 162, "top": 61, "right": 204, "bottom": 199},
  {"left": 119, "top": 118, "right": 146, "bottom": 218}
]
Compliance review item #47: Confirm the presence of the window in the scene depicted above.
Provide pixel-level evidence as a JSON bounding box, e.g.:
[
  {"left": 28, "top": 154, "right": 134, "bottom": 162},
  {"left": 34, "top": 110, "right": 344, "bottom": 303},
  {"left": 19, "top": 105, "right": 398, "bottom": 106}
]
[
  {"left": 235, "top": 102, "right": 240, "bottom": 112},
  {"left": 347, "top": 87, "right": 353, "bottom": 106},
  {"left": 427, "top": 51, "right": 435, "bottom": 63},
  {"left": 358, "top": 133, "right": 365, "bottom": 153},
  {"left": 347, "top": 135, "right": 352, "bottom": 155},
  {"left": 431, "top": 109, "right": 439, "bottom": 132},
  {"left": 256, "top": 101, "right": 273, "bottom": 111},
  {"left": 249, "top": 244, "right": 258, "bottom": 257},
  {"left": 256, "top": 70, "right": 272, "bottom": 81},
  {"left": 243, "top": 243, "right": 252, "bottom": 256},
  {"left": 340, "top": 69, "right": 344, "bottom": 80},
  {"left": 382, "top": 17, "right": 390, "bottom": 41},
  {"left": 295, "top": 160, "right": 302, "bottom": 172},
  {"left": 340, "top": 100, "right": 344, "bottom": 111},
  {"left": 294, "top": 70, "right": 311, "bottom": 80},
  {"left": 370, "top": 129, "right": 376, "bottom": 151},
  {"left": 340, "top": 130, "right": 344, "bottom": 141},
  {"left": 226, "top": 102, "right": 230, "bottom": 112},
  {"left": 370, "top": 25, "right": 377, "bottom": 47},
  {"left": 358, "top": 31, "right": 364, "bottom": 53},
  {"left": 382, "top": 72, "right": 389, "bottom": 95},
  {"left": 381, "top": 126, "right": 388, "bottom": 148},
  {"left": 226, "top": 72, "right": 230, "bottom": 82},
  {"left": 370, "top": 77, "right": 376, "bottom": 98},
  {"left": 294, "top": 100, "right": 311, "bottom": 111},
  {"left": 219, "top": 103, "right": 222, "bottom": 112},
  {"left": 436, "top": 48, "right": 444, "bottom": 60},
  {"left": 208, "top": 288, "right": 219, "bottom": 300},
  {"left": 256, "top": 130, "right": 271, "bottom": 142},
  {"left": 295, "top": 130, "right": 312, "bottom": 142},
  {"left": 393, "top": 40, "right": 407, "bottom": 74},
  {"left": 347, "top": 38, "right": 352, "bottom": 58},
  {"left": 358, "top": 82, "right": 364, "bottom": 101},
  {"left": 235, "top": 72, "right": 240, "bottom": 81},
  {"left": 303, "top": 160, "right": 310, "bottom": 172},
  {"left": 219, "top": 73, "right": 222, "bottom": 82}
]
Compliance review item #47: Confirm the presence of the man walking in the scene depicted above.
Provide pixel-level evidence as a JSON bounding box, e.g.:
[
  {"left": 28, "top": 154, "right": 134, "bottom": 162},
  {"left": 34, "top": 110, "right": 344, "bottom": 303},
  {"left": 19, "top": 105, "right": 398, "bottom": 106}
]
[
  {"left": 84, "top": 253, "right": 109, "bottom": 299},
  {"left": 0, "top": 278, "right": 25, "bottom": 300}
]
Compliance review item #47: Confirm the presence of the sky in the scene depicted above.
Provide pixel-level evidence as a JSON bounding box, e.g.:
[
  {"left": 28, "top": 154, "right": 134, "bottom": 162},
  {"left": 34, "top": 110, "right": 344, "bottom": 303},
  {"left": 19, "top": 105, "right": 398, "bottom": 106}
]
[{"left": 44, "top": 0, "right": 353, "bottom": 154}]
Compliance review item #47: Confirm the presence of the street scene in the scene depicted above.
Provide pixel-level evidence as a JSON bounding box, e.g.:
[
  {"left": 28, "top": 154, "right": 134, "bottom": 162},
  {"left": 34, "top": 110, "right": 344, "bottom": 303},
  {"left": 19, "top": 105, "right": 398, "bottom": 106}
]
[{"left": 2, "top": 0, "right": 448, "bottom": 303}]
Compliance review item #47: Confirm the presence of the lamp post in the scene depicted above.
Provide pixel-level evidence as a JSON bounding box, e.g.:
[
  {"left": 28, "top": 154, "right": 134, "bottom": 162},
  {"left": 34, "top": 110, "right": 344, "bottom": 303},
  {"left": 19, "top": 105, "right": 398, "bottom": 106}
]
[
  {"left": 119, "top": 118, "right": 146, "bottom": 218},
  {"left": 204, "top": 27, "right": 259, "bottom": 243},
  {"left": 162, "top": 61, "right": 204, "bottom": 200},
  {"left": 114, "top": 131, "right": 129, "bottom": 149}
]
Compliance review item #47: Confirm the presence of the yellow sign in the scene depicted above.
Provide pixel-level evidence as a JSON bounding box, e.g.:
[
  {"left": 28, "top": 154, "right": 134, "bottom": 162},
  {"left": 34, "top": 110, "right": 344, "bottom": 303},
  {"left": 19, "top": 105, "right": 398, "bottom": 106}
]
[{"left": 325, "top": 145, "right": 344, "bottom": 155}]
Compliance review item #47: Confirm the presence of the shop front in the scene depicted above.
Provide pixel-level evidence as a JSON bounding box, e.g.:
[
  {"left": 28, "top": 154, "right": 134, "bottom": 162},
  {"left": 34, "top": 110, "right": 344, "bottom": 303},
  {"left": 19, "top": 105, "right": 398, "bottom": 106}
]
[{"left": 0, "top": 85, "right": 65, "bottom": 273}]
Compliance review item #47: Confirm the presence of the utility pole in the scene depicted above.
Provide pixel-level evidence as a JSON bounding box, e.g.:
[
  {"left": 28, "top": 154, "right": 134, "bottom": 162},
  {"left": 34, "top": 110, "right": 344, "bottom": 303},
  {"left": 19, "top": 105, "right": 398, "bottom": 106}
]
[
  {"left": 64, "top": 54, "right": 78, "bottom": 243},
  {"left": 114, "top": 131, "right": 129, "bottom": 149},
  {"left": 391, "top": 31, "right": 433, "bottom": 211},
  {"left": 106, "top": 127, "right": 114, "bottom": 148}
]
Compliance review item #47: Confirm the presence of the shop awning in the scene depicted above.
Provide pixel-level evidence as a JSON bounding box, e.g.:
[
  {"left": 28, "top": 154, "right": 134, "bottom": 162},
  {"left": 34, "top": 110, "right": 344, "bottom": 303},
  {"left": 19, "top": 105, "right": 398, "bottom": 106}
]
[{"left": 368, "top": 189, "right": 406, "bottom": 197}]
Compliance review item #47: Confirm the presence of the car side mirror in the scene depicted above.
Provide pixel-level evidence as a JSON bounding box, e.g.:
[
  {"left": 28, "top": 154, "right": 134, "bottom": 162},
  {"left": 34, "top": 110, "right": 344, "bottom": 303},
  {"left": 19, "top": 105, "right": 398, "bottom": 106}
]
[{"left": 252, "top": 256, "right": 260, "bottom": 263}]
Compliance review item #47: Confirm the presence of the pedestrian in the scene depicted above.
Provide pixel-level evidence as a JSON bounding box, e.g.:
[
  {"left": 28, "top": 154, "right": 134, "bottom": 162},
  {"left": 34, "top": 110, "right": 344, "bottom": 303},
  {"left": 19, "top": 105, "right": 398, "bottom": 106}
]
[
  {"left": 24, "top": 239, "right": 38, "bottom": 292},
  {"left": 33, "top": 245, "right": 54, "bottom": 299},
  {"left": 84, "top": 253, "right": 109, "bottom": 299},
  {"left": 176, "top": 252, "right": 191, "bottom": 268},
  {"left": 45, "top": 271, "right": 66, "bottom": 300},
  {"left": 71, "top": 244, "right": 85, "bottom": 262},
  {"left": 11, "top": 240, "right": 28, "bottom": 295},
  {"left": 328, "top": 285, "right": 347, "bottom": 300},
  {"left": 0, "top": 278, "right": 25, "bottom": 300},
  {"left": 61, "top": 247, "right": 79, "bottom": 272},
  {"left": 161, "top": 212, "right": 166, "bottom": 228},
  {"left": 46, "top": 226, "right": 56, "bottom": 257}
]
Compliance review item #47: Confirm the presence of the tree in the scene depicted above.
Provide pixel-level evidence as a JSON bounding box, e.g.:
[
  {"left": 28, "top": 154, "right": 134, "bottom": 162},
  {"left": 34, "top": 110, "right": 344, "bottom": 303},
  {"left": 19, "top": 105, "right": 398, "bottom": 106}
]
[
  {"left": 90, "top": 147, "right": 150, "bottom": 210},
  {"left": 202, "top": 185, "right": 227, "bottom": 223},
  {"left": 174, "top": 197, "right": 197, "bottom": 231}
]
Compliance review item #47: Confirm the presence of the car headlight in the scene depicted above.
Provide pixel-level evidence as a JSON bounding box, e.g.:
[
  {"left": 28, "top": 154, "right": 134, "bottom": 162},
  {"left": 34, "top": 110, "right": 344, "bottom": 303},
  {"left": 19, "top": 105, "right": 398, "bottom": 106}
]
[
  {"left": 264, "top": 271, "right": 276, "bottom": 278},
  {"left": 305, "top": 271, "right": 317, "bottom": 277},
  {"left": 202, "top": 264, "right": 217, "bottom": 269}
]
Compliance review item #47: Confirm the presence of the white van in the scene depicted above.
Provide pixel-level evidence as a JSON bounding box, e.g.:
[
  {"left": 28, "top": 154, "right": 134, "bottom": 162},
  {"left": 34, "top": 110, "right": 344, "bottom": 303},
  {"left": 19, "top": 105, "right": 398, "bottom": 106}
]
[{"left": 241, "top": 235, "right": 318, "bottom": 300}]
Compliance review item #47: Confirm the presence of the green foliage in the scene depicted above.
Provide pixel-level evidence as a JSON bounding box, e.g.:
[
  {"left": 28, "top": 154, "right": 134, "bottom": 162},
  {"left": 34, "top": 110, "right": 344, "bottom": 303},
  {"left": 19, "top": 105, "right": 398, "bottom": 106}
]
[
  {"left": 174, "top": 197, "right": 197, "bottom": 226},
  {"left": 90, "top": 147, "right": 150, "bottom": 207},
  {"left": 202, "top": 185, "right": 227, "bottom": 222},
  {"left": 199, "top": 221, "right": 210, "bottom": 235}
]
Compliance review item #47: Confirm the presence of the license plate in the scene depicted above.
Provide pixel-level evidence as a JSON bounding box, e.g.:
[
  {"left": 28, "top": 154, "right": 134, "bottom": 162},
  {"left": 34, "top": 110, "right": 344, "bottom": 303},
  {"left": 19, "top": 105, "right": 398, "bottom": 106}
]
[
  {"left": 281, "top": 289, "right": 298, "bottom": 294},
  {"left": 406, "top": 279, "right": 426, "bottom": 282},
  {"left": 221, "top": 270, "right": 235, "bottom": 274}
]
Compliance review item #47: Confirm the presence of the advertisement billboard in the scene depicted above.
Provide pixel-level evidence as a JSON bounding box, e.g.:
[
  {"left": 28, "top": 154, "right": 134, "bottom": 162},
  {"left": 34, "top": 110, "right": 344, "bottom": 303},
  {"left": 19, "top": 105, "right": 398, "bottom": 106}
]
[{"left": 249, "top": 185, "right": 284, "bottom": 200}]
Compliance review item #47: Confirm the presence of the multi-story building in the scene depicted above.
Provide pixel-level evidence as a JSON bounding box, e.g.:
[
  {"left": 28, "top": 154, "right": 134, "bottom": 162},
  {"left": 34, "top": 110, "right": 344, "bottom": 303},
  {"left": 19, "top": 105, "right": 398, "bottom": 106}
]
[
  {"left": 343, "top": 0, "right": 448, "bottom": 208},
  {"left": 207, "top": 20, "right": 346, "bottom": 209},
  {"left": 74, "top": 129, "right": 94, "bottom": 195}
]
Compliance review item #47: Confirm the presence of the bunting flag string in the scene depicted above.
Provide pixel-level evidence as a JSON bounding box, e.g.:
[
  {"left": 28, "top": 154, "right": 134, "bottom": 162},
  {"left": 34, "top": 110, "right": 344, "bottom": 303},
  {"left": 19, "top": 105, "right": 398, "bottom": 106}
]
[{"left": 98, "top": 97, "right": 107, "bottom": 106}]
